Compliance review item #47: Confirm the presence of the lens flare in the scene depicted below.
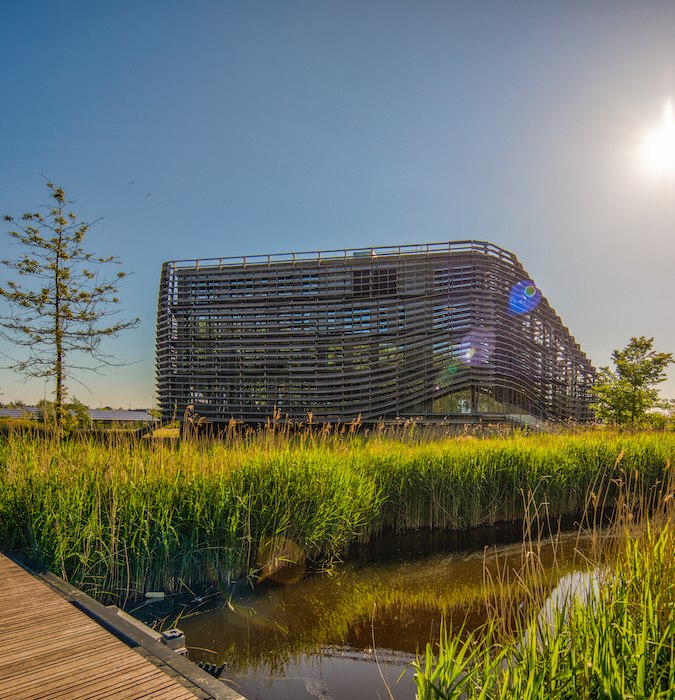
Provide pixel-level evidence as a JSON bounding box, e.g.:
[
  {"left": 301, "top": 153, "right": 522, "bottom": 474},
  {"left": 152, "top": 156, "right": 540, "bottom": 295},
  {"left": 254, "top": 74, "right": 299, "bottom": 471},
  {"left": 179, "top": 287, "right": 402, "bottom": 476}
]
[
  {"left": 509, "top": 280, "right": 541, "bottom": 315},
  {"left": 460, "top": 329, "right": 495, "bottom": 366},
  {"left": 256, "top": 536, "right": 306, "bottom": 585}
]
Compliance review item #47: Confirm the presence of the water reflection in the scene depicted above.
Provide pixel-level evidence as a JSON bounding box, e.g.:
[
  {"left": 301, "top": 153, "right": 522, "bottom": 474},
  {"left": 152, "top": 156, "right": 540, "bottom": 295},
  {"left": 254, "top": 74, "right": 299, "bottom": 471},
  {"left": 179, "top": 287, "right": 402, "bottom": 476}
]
[
  {"left": 225, "top": 651, "right": 414, "bottom": 700},
  {"left": 172, "top": 525, "right": 593, "bottom": 700},
  {"left": 522, "top": 568, "right": 607, "bottom": 650}
]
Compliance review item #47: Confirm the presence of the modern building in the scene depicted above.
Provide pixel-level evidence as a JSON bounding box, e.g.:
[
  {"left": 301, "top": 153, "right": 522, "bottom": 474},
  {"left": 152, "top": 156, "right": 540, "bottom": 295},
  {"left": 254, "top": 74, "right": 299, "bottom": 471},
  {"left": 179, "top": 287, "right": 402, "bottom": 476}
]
[{"left": 156, "top": 241, "right": 594, "bottom": 424}]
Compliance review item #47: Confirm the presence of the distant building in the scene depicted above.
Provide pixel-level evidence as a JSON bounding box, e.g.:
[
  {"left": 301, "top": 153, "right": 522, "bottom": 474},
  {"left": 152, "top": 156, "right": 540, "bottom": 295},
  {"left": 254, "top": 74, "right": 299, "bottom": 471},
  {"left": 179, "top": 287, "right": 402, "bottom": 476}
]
[
  {"left": 0, "top": 407, "right": 158, "bottom": 427},
  {"left": 155, "top": 241, "right": 594, "bottom": 424}
]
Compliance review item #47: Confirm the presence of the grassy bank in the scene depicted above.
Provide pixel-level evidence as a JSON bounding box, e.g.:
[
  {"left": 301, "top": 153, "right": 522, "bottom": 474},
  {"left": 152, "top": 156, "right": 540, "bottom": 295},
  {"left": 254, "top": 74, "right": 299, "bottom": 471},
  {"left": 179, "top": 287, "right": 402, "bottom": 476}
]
[
  {"left": 413, "top": 519, "right": 675, "bottom": 699},
  {"left": 0, "top": 430, "right": 674, "bottom": 602}
]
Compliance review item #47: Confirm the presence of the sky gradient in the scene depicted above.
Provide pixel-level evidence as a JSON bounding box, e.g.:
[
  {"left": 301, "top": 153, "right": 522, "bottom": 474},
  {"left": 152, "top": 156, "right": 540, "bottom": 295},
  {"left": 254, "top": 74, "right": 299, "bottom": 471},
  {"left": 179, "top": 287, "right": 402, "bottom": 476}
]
[{"left": 1, "top": 1, "right": 675, "bottom": 408}]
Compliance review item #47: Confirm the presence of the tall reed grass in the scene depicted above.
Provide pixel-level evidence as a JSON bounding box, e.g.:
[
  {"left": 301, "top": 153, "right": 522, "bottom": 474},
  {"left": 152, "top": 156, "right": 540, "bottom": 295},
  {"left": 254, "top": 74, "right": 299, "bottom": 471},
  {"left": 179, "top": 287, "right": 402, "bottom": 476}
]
[
  {"left": 415, "top": 525, "right": 675, "bottom": 699},
  {"left": 1, "top": 429, "right": 674, "bottom": 603},
  {"left": 413, "top": 446, "right": 675, "bottom": 699}
]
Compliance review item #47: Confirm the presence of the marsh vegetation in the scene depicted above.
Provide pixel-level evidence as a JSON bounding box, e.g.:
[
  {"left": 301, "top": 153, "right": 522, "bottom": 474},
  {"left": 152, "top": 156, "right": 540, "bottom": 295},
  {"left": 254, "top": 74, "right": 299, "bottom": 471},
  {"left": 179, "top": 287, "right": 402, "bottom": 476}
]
[
  {"left": 413, "top": 451, "right": 675, "bottom": 699},
  {"left": 0, "top": 428, "right": 672, "bottom": 602},
  {"left": 2, "top": 427, "right": 675, "bottom": 698}
]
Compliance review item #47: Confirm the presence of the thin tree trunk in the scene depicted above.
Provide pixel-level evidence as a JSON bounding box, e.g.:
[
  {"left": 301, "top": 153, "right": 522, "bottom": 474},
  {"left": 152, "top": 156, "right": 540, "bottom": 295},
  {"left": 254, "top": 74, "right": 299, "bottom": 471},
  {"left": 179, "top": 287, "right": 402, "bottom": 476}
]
[
  {"left": 55, "top": 314, "right": 63, "bottom": 428},
  {"left": 54, "top": 199, "right": 64, "bottom": 430}
]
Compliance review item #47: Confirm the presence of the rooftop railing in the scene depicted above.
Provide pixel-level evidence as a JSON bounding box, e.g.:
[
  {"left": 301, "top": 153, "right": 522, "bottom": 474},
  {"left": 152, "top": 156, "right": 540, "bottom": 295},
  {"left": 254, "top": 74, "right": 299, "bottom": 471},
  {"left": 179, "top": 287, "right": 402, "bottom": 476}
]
[{"left": 165, "top": 240, "right": 519, "bottom": 271}]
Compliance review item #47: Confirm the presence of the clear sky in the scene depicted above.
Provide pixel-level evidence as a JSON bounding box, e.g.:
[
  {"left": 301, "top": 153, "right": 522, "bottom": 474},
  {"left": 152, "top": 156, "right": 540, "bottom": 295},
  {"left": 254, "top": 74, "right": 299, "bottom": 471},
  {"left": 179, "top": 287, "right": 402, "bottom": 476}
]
[{"left": 1, "top": 0, "right": 675, "bottom": 408}]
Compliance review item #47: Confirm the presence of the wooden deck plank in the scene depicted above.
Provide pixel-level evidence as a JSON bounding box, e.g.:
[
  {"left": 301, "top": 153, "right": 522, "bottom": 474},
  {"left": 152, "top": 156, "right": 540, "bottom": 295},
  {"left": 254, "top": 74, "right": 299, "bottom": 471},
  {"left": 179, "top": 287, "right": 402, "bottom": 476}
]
[
  {"left": 66, "top": 667, "right": 170, "bottom": 696},
  {"left": 0, "top": 646, "right": 159, "bottom": 692},
  {"left": 0, "top": 553, "right": 204, "bottom": 700},
  {"left": 0, "top": 654, "right": 147, "bottom": 699},
  {"left": 0, "top": 600, "right": 73, "bottom": 634},
  {"left": 0, "top": 639, "right": 144, "bottom": 693},
  {"left": 0, "top": 597, "right": 67, "bottom": 613},
  {"left": 0, "top": 615, "right": 103, "bottom": 643},
  {"left": 0, "top": 627, "right": 119, "bottom": 668},
  {"left": 0, "top": 640, "right": 123, "bottom": 681},
  {"left": 128, "top": 685, "right": 201, "bottom": 700},
  {"left": 1, "top": 603, "right": 102, "bottom": 629},
  {"left": 0, "top": 617, "right": 94, "bottom": 639},
  {"left": 30, "top": 662, "right": 169, "bottom": 700}
]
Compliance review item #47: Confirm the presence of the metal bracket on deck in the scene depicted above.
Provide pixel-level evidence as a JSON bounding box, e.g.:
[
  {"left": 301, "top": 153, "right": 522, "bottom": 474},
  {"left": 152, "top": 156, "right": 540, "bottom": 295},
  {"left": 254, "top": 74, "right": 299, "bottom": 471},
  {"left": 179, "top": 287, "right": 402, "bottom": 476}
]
[{"left": 161, "top": 627, "right": 188, "bottom": 656}]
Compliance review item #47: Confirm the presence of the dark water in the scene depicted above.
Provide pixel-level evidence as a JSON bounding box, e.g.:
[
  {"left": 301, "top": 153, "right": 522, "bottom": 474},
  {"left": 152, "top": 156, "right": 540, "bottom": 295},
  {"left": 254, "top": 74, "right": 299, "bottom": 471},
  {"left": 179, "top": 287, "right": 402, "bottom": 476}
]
[{"left": 143, "top": 524, "right": 591, "bottom": 700}]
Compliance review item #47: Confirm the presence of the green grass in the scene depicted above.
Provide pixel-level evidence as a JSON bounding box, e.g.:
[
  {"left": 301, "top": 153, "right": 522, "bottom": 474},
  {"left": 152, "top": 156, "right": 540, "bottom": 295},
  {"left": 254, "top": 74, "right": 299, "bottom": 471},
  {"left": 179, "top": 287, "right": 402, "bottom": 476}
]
[
  {"left": 1, "top": 429, "right": 674, "bottom": 603},
  {"left": 411, "top": 444, "right": 675, "bottom": 700},
  {"left": 413, "top": 521, "right": 675, "bottom": 699}
]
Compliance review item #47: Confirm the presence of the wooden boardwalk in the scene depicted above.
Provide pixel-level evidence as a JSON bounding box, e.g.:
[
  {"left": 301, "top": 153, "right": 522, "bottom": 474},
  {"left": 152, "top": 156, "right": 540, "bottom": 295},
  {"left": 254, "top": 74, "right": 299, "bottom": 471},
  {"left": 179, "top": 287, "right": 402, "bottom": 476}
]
[{"left": 0, "top": 553, "right": 242, "bottom": 700}]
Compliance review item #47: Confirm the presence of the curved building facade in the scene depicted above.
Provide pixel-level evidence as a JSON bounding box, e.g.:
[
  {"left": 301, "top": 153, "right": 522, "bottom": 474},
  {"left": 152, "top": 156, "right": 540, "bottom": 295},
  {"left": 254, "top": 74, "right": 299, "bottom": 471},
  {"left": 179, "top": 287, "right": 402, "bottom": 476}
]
[{"left": 156, "top": 241, "right": 594, "bottom": 423}]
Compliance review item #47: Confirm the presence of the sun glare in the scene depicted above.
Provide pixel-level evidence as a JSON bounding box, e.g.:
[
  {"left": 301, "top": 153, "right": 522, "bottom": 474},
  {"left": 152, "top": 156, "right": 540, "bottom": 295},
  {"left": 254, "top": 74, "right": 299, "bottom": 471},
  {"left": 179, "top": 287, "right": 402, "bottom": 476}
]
[{"left": 641, "top": 99, "right": 675, "bottom": 177}]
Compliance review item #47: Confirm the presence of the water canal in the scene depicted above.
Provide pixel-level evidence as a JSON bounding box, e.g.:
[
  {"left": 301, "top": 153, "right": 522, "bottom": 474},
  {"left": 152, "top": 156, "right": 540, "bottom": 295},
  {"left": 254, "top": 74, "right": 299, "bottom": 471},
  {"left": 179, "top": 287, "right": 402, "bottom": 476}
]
[{"left": 138, "top": 524, "right": 595, "bottom": 700}]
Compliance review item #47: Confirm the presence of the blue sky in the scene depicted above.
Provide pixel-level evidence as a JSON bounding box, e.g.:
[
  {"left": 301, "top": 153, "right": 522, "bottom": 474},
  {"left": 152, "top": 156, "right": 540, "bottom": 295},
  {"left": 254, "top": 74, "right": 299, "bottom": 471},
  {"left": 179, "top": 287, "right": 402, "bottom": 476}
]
[{"left": 1, "top": 1, "right": 675, "bottom": 407}]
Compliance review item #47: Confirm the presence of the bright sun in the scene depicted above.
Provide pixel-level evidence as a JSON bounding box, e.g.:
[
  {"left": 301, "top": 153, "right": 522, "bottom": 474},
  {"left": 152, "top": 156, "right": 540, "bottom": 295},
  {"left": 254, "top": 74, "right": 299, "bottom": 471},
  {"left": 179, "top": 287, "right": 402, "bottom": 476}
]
[{"left": 641, "top": 99, "right": 675, "bottom": 177}]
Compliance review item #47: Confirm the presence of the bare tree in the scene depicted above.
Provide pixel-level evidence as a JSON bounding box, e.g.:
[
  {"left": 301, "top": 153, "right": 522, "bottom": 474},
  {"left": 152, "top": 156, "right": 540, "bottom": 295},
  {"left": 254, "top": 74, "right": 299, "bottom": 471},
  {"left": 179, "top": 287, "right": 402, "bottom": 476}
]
[{"left": 0, "top": 181, "right": 139, "bottom": 427}]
